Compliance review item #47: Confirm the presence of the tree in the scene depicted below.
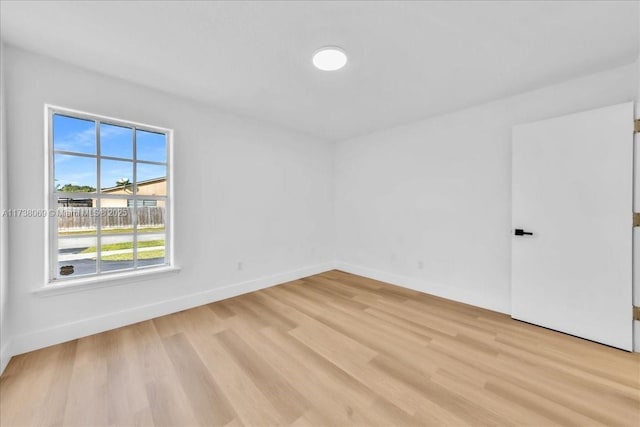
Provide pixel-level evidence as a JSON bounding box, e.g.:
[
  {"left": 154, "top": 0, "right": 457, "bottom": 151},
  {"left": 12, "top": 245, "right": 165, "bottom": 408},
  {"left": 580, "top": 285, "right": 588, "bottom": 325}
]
[
  {"left": 57, "top": 184, "right": 96, "bottom": 193},
  {"left": 116, "top": 178, "right": 133, "bottom": 193}
]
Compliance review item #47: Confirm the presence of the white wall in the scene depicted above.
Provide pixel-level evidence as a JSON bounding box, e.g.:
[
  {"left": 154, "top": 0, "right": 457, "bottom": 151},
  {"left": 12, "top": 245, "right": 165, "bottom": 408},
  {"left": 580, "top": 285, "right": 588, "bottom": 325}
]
[
  {"left": 0, "top": 41, "right": 10, "bottom": 372},
  {"left": 335, "top": 63, "right": 637, "bottom": 314},
  {"left": 3, "top": 46, "right": 334, "bottom": 360}
]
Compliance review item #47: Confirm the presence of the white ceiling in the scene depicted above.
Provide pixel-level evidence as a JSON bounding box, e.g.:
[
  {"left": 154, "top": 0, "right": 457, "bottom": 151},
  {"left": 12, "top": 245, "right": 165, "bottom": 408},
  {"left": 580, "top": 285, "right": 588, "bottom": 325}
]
[{"left": 1, "top": 1, "right": 638, "bottom": 141}]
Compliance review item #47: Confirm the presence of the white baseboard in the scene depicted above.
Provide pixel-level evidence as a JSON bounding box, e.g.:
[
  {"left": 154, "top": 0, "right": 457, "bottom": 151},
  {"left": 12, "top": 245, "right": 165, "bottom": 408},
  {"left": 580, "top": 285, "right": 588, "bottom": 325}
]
[
  {"left": 0, "top": 338, "right": 12, "bottom": 374},
  {"left": 335, "top": 262, "right": 510, "bottom": 315},
  {"left": 3, "top": 262, "right": 334, "bottom": 374}
]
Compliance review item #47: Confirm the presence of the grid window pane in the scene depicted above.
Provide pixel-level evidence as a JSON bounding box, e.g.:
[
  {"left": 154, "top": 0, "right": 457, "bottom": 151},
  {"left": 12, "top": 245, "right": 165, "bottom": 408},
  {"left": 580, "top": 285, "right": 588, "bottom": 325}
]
[
  {"left": 100, "top": 205, "right": 134, "bottom": 234},
  {"left": 58, "top": 236, "right": 97, "bottom": 278},
  {"left": 136, "top": 163, "right": 166, "bottom": 196},
  {"left": 54, "top": 154, "right": 97, "bottom": 192},
  {"left": 136, "top": 206, "right": 165, "bottom": 233},
  {"left": 101, "top": 159, "right": 133, "bottom": 193},
  {"left": 137, "top": 238, "right": 165, "bottom": 267},
  {"left": 100, "top": 234, "right": 134, "bottom": 272},
  {"left": 101, "top": 123, "right": 133, "bottom": 159},
  {"left": 53, "top": 114, "right": 96, "bottom": 154},
  {"left": 57, "top": 197, "right": 98, "bottom": 236},
  {"left": 136, "top": 129, "right": 166, "bottom": 163}
]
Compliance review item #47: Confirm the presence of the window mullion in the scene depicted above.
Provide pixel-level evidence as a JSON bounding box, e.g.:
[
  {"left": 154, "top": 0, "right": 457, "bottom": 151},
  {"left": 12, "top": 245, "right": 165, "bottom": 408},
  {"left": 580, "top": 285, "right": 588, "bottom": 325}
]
[
  {"left": 133, "top": 126, "right": 138, "bottom": 269},
  {"left": 96, "top": 120, "right": 102, "bottom": 274},
  {"left": 52, "top": 150, "right": 97, "bottom": 159},
  {"left": 135, "top": 159, "right": 167, "bottom": 166}
]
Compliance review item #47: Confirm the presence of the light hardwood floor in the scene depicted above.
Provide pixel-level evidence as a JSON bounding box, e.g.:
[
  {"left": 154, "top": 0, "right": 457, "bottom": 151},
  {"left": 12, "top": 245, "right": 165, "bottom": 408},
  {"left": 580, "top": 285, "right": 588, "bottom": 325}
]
[{"left": 1, "top": 270, "right": 639, "bottom": 426}]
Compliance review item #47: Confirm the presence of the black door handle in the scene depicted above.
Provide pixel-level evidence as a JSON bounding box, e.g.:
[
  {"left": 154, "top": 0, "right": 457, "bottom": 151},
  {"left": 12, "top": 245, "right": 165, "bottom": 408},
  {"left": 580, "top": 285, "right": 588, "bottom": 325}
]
[{"left": 514, "top": 228, "right": 533, "bottom": 236}]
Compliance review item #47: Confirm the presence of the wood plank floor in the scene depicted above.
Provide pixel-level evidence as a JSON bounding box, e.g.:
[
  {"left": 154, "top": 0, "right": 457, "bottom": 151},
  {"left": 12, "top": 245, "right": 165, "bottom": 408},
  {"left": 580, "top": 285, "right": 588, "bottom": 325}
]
[{"left": 1, "top": 270, "right": 639, "bottom": 426}]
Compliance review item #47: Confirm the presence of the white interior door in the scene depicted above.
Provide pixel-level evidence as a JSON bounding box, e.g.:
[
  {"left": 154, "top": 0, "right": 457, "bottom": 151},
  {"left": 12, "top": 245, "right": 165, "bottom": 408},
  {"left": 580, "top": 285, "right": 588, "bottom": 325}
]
[{"left": 512, "top": 102, "right": 633, "bottom": 351}]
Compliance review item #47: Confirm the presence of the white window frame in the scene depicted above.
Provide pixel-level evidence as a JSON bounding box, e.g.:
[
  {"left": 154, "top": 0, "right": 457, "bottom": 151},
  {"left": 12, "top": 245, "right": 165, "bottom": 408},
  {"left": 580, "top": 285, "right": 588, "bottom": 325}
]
[{"left": 44, "top": 105, "right": 174, "bottom": 286}]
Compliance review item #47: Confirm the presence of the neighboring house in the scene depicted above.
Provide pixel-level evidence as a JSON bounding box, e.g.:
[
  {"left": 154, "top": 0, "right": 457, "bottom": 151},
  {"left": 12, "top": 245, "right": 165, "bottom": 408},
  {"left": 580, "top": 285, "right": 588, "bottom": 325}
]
[
  {"left": 100, "top": 177, "right": 166, "bottom": 208},
  {"left": 56, "top": 177, "right": 166, "bottom": 208},
  {"left": 56, "top": 177, "right": 167, "bottom": 232}
]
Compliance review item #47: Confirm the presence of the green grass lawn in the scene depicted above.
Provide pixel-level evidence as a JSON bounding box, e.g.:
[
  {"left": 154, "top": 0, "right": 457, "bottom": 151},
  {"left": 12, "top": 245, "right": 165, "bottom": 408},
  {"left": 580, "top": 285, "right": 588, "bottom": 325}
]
[
  {"left": 102, "top": 249, "right": 165, "bottom": 261},
  {"left": 81, "top": 239, "right": 164, "bottom": 253},
  {"left": 59, "top": 227, "right": 165, "bottom": 236},
  {"left": 79, "top": 239, "right": 165, "bottom": 261}
]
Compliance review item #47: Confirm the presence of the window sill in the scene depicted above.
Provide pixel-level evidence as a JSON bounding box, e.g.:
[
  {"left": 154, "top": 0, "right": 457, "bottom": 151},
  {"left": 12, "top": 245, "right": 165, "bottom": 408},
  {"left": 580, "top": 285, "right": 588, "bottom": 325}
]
[{"left": 34, "top": 266, "right": 181, "bottom": 297}]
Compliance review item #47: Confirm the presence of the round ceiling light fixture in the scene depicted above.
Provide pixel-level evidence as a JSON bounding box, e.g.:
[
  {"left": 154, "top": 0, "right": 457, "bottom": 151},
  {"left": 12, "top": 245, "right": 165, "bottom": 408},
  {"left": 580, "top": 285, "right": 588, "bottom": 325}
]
[{"left": 312, "top": 46, "right": 347, "bottom": 71}]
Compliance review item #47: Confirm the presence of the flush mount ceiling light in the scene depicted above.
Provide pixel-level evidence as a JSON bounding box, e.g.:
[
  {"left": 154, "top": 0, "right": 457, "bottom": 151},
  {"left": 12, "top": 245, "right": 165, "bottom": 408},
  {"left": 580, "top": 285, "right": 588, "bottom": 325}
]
[{"left": 312, "top": 47, "right": 347, "bottom": 71}]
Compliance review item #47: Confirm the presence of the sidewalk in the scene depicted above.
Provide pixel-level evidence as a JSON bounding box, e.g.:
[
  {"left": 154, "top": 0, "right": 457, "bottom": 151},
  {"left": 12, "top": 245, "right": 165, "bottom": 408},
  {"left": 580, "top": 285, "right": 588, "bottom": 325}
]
[{"left": 58, "top": 246, "right": 164, "bottom": 262}]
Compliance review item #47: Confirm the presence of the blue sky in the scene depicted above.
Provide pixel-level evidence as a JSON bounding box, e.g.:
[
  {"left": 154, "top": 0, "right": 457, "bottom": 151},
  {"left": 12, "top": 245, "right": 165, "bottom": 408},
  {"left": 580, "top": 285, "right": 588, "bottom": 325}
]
[
  {"left": 53, "top": 114, "right": 166, "bottom": 190},
  {"left": 53, "top": 114, "right": 95, "bottom": 154},
  {"left": 136, "top": 129, "right": 166, "bottom": 163},
  {"left": 101, "top": 123, "right": 132, "bottom": 159}
]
